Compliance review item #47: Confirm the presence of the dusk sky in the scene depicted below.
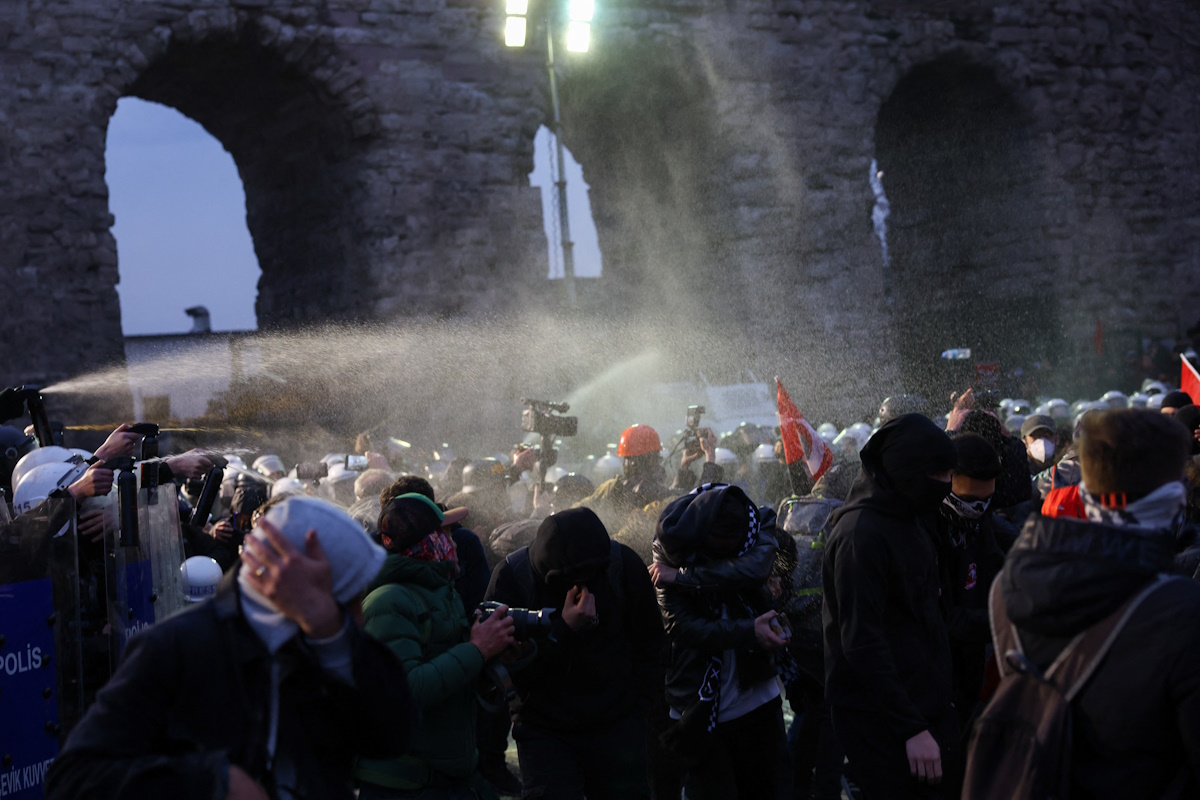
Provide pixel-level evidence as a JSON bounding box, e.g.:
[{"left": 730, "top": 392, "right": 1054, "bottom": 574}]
[{"left": 105, "top": 98, "right": 601, "bottom": 336}]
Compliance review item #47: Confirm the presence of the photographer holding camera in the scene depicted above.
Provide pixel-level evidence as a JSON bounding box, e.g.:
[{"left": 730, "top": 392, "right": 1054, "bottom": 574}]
[
  {"left": 355, "top": 493, "right": 516, "bottom": 799},
  {"left": 483, "top": 507, "right": 663, "bottom": 799}
]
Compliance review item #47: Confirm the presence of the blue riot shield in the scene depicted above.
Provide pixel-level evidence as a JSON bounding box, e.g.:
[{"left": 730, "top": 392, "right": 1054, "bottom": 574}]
[{"left": 0, "top": 496, "right": 82, "bottom": 798}]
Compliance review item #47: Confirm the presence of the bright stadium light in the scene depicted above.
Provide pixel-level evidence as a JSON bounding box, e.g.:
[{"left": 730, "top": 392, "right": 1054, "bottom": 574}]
[
  {"left": 569, "top": 0, "right": 595, "bottom": 22},
  {"left": 506, "top": 0, "right": 529, "bottom": 14},
  {"left": 505, "top": 15, "right": 527, "bottom": 47},
  {"left": 565, "top": 20, "right": 590, "bottom": 53}
]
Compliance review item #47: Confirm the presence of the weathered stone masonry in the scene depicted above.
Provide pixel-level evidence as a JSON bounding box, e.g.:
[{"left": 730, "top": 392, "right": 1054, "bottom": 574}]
[{"left": 1, "top": 0, "right": 1198, "bottom": 420}]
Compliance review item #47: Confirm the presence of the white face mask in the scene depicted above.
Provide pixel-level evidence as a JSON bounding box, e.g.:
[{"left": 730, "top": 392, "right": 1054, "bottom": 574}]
[{"left": 1029, "top": 438, "right": 1055, "bottom": 463}]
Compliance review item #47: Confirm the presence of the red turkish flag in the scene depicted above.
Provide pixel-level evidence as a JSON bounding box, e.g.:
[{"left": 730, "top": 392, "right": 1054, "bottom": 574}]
[
  {"left": 775, "top": 377, "right": 833, "bottom": 485},
  {"left": 1182, "top": 354, "right": 1200, "bottom": 405}
]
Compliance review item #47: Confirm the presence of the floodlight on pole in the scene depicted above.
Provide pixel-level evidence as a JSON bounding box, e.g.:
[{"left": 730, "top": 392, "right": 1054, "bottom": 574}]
[{"left": 501, "top": 0, "right": 597, "bottom": 305}]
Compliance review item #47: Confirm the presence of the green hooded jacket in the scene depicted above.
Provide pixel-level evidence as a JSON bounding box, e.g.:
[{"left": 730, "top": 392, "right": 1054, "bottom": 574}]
[{"left": 354, "top": 554, "right": 485, "bottom": 789}]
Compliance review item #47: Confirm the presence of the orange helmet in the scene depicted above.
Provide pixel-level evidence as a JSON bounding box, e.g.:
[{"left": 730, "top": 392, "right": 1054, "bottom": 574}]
[{"left": 617, "top": 424, "right": 662, "bottom": 458}]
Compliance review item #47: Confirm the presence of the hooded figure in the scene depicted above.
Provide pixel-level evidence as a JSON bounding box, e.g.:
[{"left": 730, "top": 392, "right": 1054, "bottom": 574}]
[
  {"left": 822, "top": 413, "right": 958, "bottom": 799},
  {"left": 654, "top": 483, "right": 794, "bottom": 800},
  {"left": 985, "top": 408, "right": 1200, "bottom": 799},
  {"left": 47, "top": 496, "right": 415, "bottom": 800},
  {"left": 484, "top": 507, "right": 662, "bottom": 798},
  {"left": 1174, "top": 404, "right": 1200, "bottom": 455}
]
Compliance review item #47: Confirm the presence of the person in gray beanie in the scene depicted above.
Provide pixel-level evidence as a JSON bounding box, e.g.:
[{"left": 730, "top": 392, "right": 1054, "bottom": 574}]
[{"left": 47, "top": 496, "right": 417, "bottom": 800}]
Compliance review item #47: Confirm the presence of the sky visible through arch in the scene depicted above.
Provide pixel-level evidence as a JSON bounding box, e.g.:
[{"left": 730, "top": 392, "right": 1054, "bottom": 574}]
[{"left": 106, "top": 98, "right": 602, "bottom": 336}]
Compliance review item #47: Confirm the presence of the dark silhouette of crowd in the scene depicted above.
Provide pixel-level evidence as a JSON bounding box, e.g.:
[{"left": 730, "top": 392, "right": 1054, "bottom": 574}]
[{"left": 2, "top": 375, "right": 1200, "bottom": 800}]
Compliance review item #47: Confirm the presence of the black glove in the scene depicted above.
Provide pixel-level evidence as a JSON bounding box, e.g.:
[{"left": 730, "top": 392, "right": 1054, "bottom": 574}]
[{"left": 0, "top": 386, "right": 30, "bottom": 423}]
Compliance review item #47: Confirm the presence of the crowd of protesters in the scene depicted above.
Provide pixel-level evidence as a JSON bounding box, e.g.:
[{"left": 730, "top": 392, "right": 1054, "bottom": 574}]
[{"left": 2, "top": 368, "right": 1200, "bottom": 800}]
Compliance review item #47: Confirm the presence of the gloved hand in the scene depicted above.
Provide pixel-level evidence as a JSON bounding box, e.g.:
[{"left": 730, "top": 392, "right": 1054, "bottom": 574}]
[{"left": 0, "top": 386, "right": 31, "bottom": 423}]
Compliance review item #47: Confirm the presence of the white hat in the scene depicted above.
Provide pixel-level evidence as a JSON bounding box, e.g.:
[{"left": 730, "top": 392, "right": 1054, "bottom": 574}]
[{"left": 249, "top": 496, "right": 385, "bottom": 604}]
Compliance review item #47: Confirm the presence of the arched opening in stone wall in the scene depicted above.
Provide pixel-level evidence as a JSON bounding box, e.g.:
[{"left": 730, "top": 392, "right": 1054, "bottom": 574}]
[
  {"left": 106, "top": 98, "right": 260, "bottom": 335},
  {"left": 103, "top": 25, "right": 373, "bottom": 330},
  {"left": 875, "top": 58, "right": 1060, "bottom": 398}
]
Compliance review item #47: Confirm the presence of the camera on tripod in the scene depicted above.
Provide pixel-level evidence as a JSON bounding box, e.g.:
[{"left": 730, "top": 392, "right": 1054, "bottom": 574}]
[{"left": 520, "top": 399, "right": 578, "bottom": 439}]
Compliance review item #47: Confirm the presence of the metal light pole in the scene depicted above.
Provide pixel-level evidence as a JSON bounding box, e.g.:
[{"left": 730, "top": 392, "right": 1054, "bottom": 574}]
[
  {"left": 505, "top": 0, "right": 591, "bottom": 308},
  {"left": 544, "top": 16, "right": 577, "bottom": 307}
]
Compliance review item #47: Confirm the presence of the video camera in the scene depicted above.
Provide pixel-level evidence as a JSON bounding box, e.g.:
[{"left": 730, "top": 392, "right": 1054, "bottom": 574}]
[
  {"left": 520, "top": 399, "right": 578, "bottom": 489},
  {"left": 478, "top": 600, "right": 555, "bottom": 641},
  {"left": 520, "top": 399, "right": 578, "bottom": 439},
  {"left": 294, "top": 462, "right": 329, "bottom": 482}
]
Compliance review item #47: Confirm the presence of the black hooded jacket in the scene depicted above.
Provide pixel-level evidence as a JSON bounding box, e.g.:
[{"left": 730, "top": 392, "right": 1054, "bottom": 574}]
[
  {"left": 822, "top": 414, "right": 957, "bottom": 742},
  {"left": 923, "top": 503, "right": 1006, "bottom": 722},
  {"left": 654, "top": 484, "right": 779, "bottom": 713},
  {"left": 1000, "top": 514, "right": 1200, "bottom": 798},
  {"left": 484, "top": 507, "right": 662, "bottom": 733}
]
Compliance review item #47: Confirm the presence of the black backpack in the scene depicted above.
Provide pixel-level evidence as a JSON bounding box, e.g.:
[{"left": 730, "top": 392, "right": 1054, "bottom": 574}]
[{"left": 963, "top": 573, "right": 1179, "bottom": 800}]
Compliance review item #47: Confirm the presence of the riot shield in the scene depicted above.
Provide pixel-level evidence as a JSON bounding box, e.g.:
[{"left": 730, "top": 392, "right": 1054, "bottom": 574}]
[
  {"left": 107, "top": 477, "right": 187, "bottom": 667},
  {"left": 0, "top": 496, "right": 82, "bottom": 796},
  {"left": 139, "top": 481, "right": 187, "bottom": 621}
]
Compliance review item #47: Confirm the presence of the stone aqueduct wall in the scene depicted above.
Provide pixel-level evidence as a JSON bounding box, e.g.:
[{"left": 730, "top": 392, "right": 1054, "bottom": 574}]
[{"left": 1, "top": 0, "right": 1198, "bottom": 419}]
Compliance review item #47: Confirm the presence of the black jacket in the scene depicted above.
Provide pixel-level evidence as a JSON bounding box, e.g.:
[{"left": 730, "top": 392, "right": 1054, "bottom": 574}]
[
  {"left": 822, "top": 417, "right": 955, "bottom": 743},
  {"left": 653, "top": 485, "right": 778, "bottom": 713},
  {"left": 46, "top": 571, "right": 417, "bottom": 800},
  {"left": 1001, "top": 515, "right": 1200, "bottom": 799},
  {"left": 485, "top": 507, "right": 663, "bottom": 733},
  {"left": 924, "top": 505, "right": 1006, "bottom": 720}
]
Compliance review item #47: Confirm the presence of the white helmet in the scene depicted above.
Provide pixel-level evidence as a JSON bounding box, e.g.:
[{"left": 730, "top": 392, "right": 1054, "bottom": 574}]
[
  {"left": 593, "top": 449, "right": 623, "bottom": 484},
  {"left": 544, "top": 466, "right": 569, "bottom": 484},
  {"left": 816, "top": 423, "right": 838, "bottom": 445},
  {"left": 252, "top": 455, "right": 286, "bottom": 477},
  {"left": 180, "top": 556, "right": 223, "bottom": 603},
  {"left": 272, "top": 476, "right": 307, "bottom": 498},
  {"left": 1046, "top": 399, "right": 1071, "bottom": 421},
  {"left": 832, "top": 429, "right": 859, "bottom": 459},
  {"left": 1004, "top": 415, "right": 1027, "bottom": 434},
  {"left": 13, "top": 460, "right": 88, "bottom": 516},
  {"left": 321, "top": 453, "right": 347, "bottom": 468},
  {"left": 1142, "top": 380, "right": 1169, "bottom": 396},
  {"left": 69, "top": 448, "right": 93, "bottom": 460},
  {"left": 223, "top": 454, "right": 248, "bottom": 471},
  {"left": 1099, "top": 390, "right": 1129, "bottom": 410},
  {"left": 848, "top": 423, "right": 873, "bottom": 451},
  {"left": 1010, "top": 399, "right": 1033, "bottom": 416},
  {"left": 1128, "top": 392, "right": 1150, "bottom": 409},
  {"left": 11, "top": 446, "right": 78, "bottom": 493},
  {"left": 319, "top": 463, "right": 358, "bottom": 506},
  {"left": 999, "top": 398, "right": 1016, "bottom": 416},
  {"left": 752, "top": 443, "right": 776, "bottom": 465},
  {"left": 713, "top": 447, "right": 738, "bottom": 469},
  {"left": 1147, "top": 394, "right": 1165, "bottom": 410}
]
